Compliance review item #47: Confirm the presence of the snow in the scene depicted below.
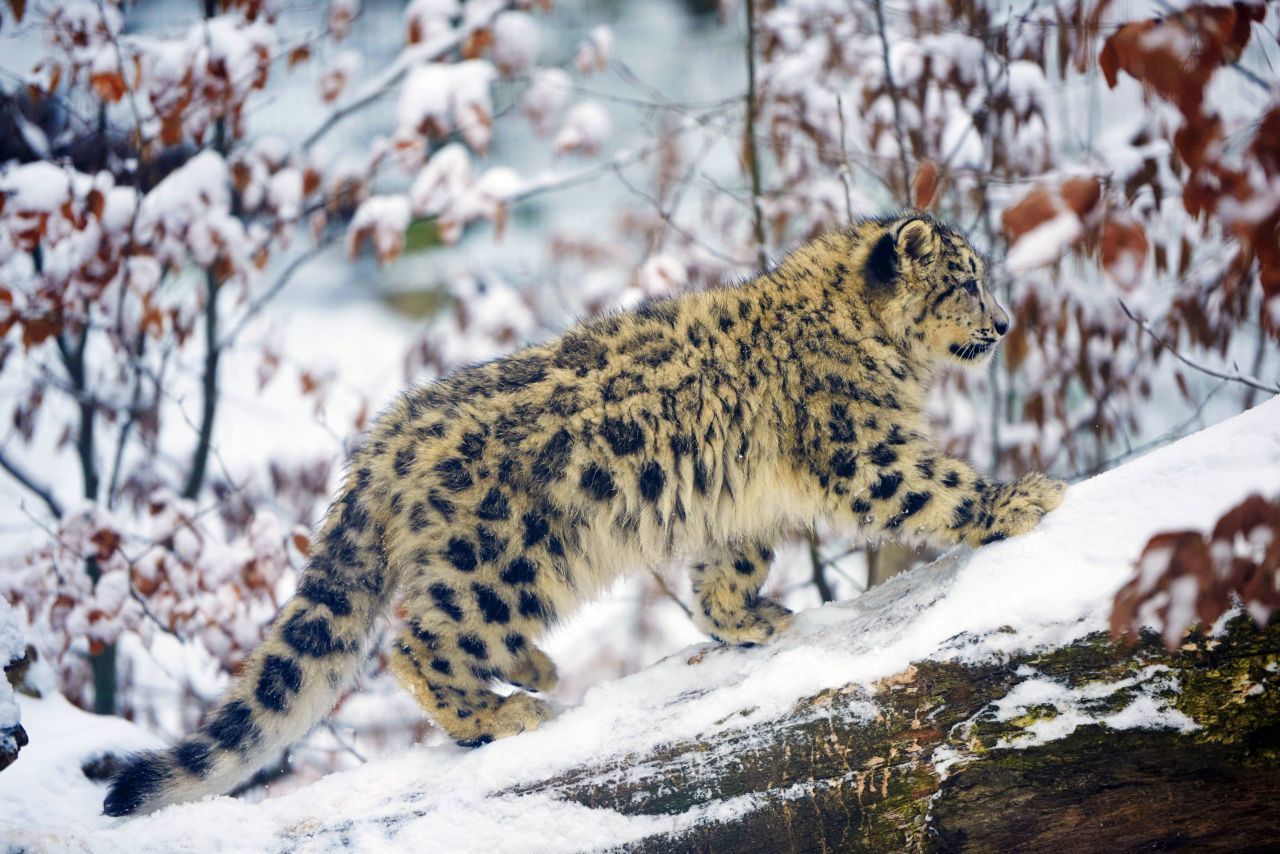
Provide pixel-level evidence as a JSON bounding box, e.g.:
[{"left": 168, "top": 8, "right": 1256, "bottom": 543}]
[
  {"left": 395, "top": 60, "right": 497, "bottom": 154},
  {"left": 348, "top": 195, "right": 412, "bottom": 261},
  {"left": 573, "top": 26, "right": 613, "bottom": 75},
  {"left": 554, "top": 101, "right": 611, "bottom": 157},
  {"left": 985, "top": 665, "right": 1197, "bottom": 749},
  {"left": 1005, "top": 210, "right": 1081, "bottom": 274},
  {"left": 0, "top": 598, "right": 23, "bottom": 751},
  {"left": 1, "top": 396, "right": 1276, "bottom": 849},
  {"left": 490, "top": 11, "right": 540, "bottom": 75},
  {"left": 135, "top": 150, "right": 247, "bottom": 272},
  {"left": 0, "top": 161, "right": 71, "bottom": 212},
  {"left": 1006, "top": 60, "right": 1047, "bottom": 116},
  {"left": 522, "top": 68, "right": 572, "bottom": 136}
]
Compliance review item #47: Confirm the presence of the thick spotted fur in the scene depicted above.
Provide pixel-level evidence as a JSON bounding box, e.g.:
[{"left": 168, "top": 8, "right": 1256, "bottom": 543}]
[{"left": 104, "top": 213, "right": 1064, "bottom": 816}]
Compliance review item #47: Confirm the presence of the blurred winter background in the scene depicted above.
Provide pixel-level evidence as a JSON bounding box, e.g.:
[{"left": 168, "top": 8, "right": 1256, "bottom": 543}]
[{"left": 0, "top": 0, "right": 1276, "bottom": 802}]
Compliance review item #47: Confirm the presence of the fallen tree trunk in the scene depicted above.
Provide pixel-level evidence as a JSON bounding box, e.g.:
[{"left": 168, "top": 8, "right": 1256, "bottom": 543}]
[{"left": 509, "top": 616, "right": 1280, "bottom": 852}]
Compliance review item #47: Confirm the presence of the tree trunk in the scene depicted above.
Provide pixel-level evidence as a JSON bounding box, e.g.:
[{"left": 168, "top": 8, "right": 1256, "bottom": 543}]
[{"left": 502, "top": 616, "right": 1280, "bottom": 852}]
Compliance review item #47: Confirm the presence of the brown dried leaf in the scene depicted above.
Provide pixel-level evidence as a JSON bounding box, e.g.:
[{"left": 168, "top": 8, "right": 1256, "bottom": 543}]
[
  {"left": 1100, "top": 217, "right": 1148, "bottom": 290},
  {"left": 912, "top": 160, "right": 939, "bottom": 211}
]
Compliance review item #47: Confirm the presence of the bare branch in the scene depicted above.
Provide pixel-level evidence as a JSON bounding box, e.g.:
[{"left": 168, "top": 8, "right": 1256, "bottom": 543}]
[
  {"left": 807, "top": 530, "right": 835, "bottom": 604},
  {"left": 834, "top": 94, "right": 857, "bottom": 224},
  {"left": 613, "top": 166, "right": 752, "bottom": 267},
  {"left": 323, "top": 721, "right": 369, "bottom": 764},
  {"left": 744, "top": 0, "right": 769, "bottom": 269},
  {"left": 870, "top": 0, "right": 913, "bottom": 204},
  {"left": 0, "top": 446, "right": 64, "bottom": 518},
  {"left": 182, "top": 269, "right": 222, "bottom": 501},
  {"left": 1065, "top": 380, "right": 1229, "bottom": 483},
  {"left": 648, "top": 568, "right": 691, "bottom": 618},
  {"left": 218, "top": 240, "right": 331, "bottom": 351},
  {"left": 1119, "top": 300, "right": 1280, "bottom": 395},
  {"left": 107, "top": 333, "right": 149, "bottom": 510}
]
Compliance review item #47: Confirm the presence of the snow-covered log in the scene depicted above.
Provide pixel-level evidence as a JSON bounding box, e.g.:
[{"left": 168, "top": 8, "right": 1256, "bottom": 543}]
[{"left": 1, "top": 399, "right": 1278, "bottom": 851}]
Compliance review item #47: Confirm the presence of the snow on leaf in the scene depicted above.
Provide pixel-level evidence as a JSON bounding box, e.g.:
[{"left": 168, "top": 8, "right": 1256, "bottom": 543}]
[
  {"left": 395, "top": 60, "right": 497, "bottom": 161},
  {"left": 347, "top": 194, "right": 411, "bottom": 264},
  {"left": 1100, "top": 217, "right": 1149, "bottom": 291},
  {"left": 522, "top": 67, "right": 571, "bottom": 135},
  {"left": 1001, "top": 176, "right": 1101, "bottom": 273},
  {"left": 1112, "top": 494, "right": 1280, "bottom": 649},
  {"left": 329, "top": 0, "right": 359, "bottom": 42},
  {"left": 136, "top": 150, "right": 249, "bottom": 276},
  {"left": 490, "top": 11, "right": 540, "bottom": 76},
  {"left": 636, "top": 254, "right": 688, "bottom": 297},
  {"left": 573, "top": 25, "right": 613, "bottom": 75},
  {"left": 318, "top": 49, "right": 361, "bottom": 104},
  {"left": 554, "top": 101, "right": 611, "bottom": 157},
  {"left": 405, "top": 0, "right": 460, "bottom": 45}
]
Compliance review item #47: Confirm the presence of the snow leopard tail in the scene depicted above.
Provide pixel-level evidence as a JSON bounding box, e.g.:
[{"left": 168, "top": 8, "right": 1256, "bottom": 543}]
[{"left": 104, "top": 468, "right": 391, "bottom": 817}]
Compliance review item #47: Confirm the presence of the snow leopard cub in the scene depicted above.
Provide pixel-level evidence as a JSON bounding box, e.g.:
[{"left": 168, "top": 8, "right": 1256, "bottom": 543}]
[{"left": 105, "top": 213, "right": 1065, "bottom": 815}]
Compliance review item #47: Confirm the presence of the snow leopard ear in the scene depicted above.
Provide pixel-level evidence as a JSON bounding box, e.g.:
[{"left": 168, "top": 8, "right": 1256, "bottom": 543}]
[
  {"left": 864, "top": 217, "right": 942, "bottom": 294},
  {"left": 895, "top": 217, "right": 939, "bottom": 268},
  {"left": 864, "top": 231, "right": 899, "bottom": 294}
]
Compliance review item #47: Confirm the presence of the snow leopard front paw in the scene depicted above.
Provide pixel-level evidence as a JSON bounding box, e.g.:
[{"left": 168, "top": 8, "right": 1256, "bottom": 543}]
[
  {"left": 976, "top": 473, "right": 1066, "bottom": 545},
  {"left": 506, "top": 648, "right": 559, "bottom": 694},
  {"left": 707, "top": 598, "right": 794, "bottom": 647}
]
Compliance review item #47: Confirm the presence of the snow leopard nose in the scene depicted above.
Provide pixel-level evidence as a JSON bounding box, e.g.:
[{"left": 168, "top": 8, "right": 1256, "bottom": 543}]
[{"left": 991, "top": 302, "right": 1010, "bottom": 337}]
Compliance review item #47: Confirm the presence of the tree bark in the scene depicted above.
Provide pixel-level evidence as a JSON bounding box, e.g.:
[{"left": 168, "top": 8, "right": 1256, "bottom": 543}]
[{"left": 502, "top": 616, "right": 1280, "bottom": 852}]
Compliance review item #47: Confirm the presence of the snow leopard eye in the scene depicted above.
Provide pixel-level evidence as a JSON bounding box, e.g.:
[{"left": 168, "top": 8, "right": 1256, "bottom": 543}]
[{"left": 962, "top": 279, "right": 978, "bottom": 296}]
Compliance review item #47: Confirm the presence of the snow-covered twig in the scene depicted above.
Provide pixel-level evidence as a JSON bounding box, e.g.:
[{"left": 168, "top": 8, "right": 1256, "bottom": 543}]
[
  {"left": 1119, "top": 300, "right": 1280, "bottom": 395},
  {"left": 300, "top": 1, "right": 516, "bottom": 152}
]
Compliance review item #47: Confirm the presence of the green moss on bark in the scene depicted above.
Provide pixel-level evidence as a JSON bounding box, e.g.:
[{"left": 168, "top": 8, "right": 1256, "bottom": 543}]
[{"left": 499, "top": 619, "right": 1280, "bottom": 852}]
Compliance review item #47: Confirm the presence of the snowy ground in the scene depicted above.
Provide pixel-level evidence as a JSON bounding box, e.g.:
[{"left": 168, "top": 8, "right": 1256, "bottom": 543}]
[{"left": 1, "top": 396, "right": 1275, "bottom": 851}]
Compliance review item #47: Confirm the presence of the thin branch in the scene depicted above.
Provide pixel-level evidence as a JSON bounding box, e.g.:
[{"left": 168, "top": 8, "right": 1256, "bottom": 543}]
[
  {"left": 218, "top": 240, "right": 331, "bottom": 351},
  {"left": 182, "top": 268, "right": 222, "bottom": 501},
  {"left": 323, "top": 721, "right": 369, "bottom": 764},
  {"left": 648, "top": 568, "right": 692, "bottom": 618},
  {"left": 107, "top": 332, "right": 148, "bottom": 510},
  {"left": 835, "top": 94, "right": 857, "bottom": 224},
  {"left": 870, "top": 0, "right": 913, "bottom": 204},
  {"left": 223, "top": 132, "right": 711, "bottom": 352},
  {"left": 227, "top": 755, "right": 293, "bottom": 798},
  {"left": 1065, "top": 379, "right": 1230, "bottom": 483},
  {"left": 1119, "top": 300, "right": 1280, "bottom": 395},
  {"left": 613, "top": 166, "right": 751, "bottom": 267},
  {"left": 55, "top": 325, "right": 101, "bottom": 505},
  {"left": 127, "top": 572, "right": 187, "bottom": 642},
  {"left": 744, "top": 0, "right": 769, "bottom": 269},
  {"left": 0, "top": 447, "right": 64, "bottom": 518},
  {"left": 807, "top": 530, "right": 835, "bottom": 603},
  {"left": 508, "top": 140, "right": 676, "bottom": 202}
]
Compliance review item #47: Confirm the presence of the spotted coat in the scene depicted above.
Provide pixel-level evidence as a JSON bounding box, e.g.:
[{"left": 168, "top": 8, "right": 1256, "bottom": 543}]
[{"left": 104, "top": 213, "right": 1065, "bottom": 816}]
